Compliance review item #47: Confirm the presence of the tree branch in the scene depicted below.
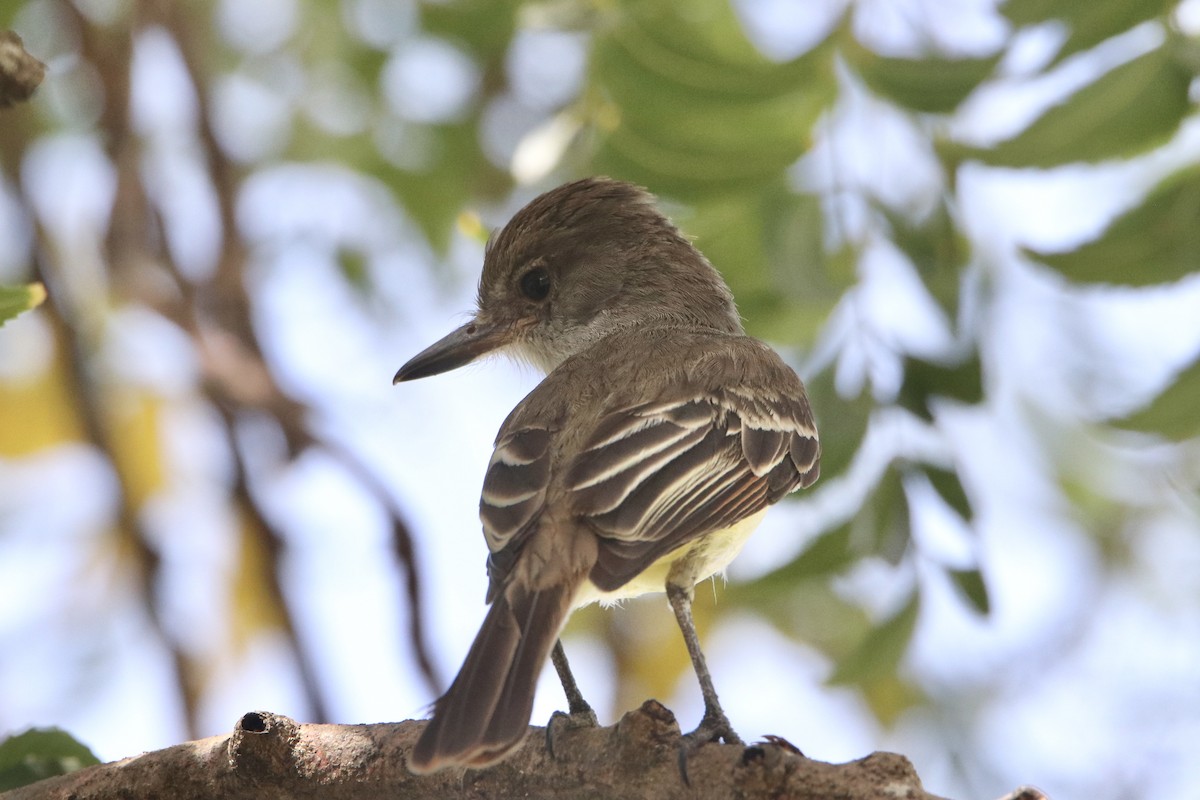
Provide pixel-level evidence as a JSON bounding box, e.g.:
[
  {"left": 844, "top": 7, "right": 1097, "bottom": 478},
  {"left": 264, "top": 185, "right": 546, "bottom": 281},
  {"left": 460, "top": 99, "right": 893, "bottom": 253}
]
[{"left": 0, "top": 702, "right": 964, "bottom": 800}]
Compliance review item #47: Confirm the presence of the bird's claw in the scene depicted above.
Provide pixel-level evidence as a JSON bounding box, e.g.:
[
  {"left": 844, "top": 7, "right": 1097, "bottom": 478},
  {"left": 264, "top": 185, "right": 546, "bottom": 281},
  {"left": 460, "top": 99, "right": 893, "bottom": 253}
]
[
  {"left": 676, "top": 710, "right": 743, "bottom": 784},
  {"left": 545, "top": 707, "right": 599, "bottom": 760}
]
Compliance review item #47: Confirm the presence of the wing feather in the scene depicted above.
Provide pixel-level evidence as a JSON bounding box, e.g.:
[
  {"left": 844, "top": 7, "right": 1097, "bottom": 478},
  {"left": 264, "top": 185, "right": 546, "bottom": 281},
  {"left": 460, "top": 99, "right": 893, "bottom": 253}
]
[
  {"left": 478, "top": 337, "right": 821, "bottom": 600},
  {"left": 576, "top": 391, "right": 818, "bottom": 591},
  {"left": 480, "top": 428, "right": 551, "bottom": 553}
]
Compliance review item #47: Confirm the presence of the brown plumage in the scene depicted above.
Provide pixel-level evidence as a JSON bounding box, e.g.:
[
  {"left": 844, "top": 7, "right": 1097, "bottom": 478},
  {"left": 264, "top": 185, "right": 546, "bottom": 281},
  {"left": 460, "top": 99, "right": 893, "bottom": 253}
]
[{"left": 396, "top": 178, "right": 819, "bottom": 773}]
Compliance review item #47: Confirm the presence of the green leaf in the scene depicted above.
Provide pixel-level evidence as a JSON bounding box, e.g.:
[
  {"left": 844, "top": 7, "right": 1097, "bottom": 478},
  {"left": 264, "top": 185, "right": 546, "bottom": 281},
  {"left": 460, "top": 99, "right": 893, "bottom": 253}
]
[
  {"left": 948, "top": 567, "right": 991, "bottom": 615},
  {"left": 1001, "top": 0, "right": 1074, "bottom": 26},
  {"left": 335, "top": 2, "right": 518, "bottom": 254},
  {"left": 590, "top": 0, "right": 838, "bottom": 198},
  {"left": 868, "top": 466, "right": 912, "bottom": 564},
  {"left": 959, "top": 44, "right": 1192, "bottom": 167},
  {"left": 925, "top": 465, "right": 974, "bottom": 522},
  {"left": 0, "top": 729, "right": 100, "bottom": 791},
  {"left": 1025, "top": 163, "right": 1200, "bottom": 286},
  {"left": 746, "top": 525, "right": 857, "bottom": 600},
  {"left": 728, "top": 578, "right": 871, "bottom": 659},
  {"left": 421, "top": 0, "right": 519, "bottom": 64},
  {"left": 0, "top": 4, "right": 21, "bottom": 27},
  {"left": 898, "top": 350, "right": 983, "bottom": 421},
  {"left": 844, "top": 38, "right": 1001, "bottom": 114},
  {"left": 607, "top": 0, "right": 832, "bottom": 98},
  {"left": 336, "top": 247, "right": 370, "bottom": 293},
  {"left": 1116, "top": 351, "right": 1200, "bottom": 440},
  {"left": 383, "top": 120, "right": 508, "bottom": 253},
  {"left": 881, "top": 198, "right": 971, "bottom": 318},
  {"left": 801, "top": 366, "right": 873, "bottom": 481},
  {"left": 829, "top": 589, "right": 921, "bottom": 685},
  {"left": 0, "top": 283, "right": 46, "bottom": 329},
  {"left": 686, "top": 185, "right": 844, "bottom": 347},
  {"left": 859, "top": 672, "right": 927, "bottom": 727},
  {"left": 1002, "top": 0, "right": 1177, "bottom": 64},
  {"left": 738, "top": 464, "right": 921, "bottom": 608}
]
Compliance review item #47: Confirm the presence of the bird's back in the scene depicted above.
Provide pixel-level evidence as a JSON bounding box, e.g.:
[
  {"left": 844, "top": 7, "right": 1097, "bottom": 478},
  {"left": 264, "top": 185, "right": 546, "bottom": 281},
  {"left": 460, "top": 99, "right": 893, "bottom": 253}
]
[{"left": 482, "top": 325, "right": 820, "bottom": 601}]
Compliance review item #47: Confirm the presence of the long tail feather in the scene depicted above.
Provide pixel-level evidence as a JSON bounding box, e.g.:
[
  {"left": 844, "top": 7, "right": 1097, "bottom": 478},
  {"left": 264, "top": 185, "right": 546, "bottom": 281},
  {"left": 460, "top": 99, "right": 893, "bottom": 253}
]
[{"left": 408, "top": 578, "right": 577, "bottom": 773}]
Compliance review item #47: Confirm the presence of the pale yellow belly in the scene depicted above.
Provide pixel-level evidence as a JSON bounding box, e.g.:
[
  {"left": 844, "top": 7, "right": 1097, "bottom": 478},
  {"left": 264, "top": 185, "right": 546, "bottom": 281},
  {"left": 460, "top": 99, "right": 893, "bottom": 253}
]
[{"left": 571, "top": 508, "right": 768, "bottom": 608}]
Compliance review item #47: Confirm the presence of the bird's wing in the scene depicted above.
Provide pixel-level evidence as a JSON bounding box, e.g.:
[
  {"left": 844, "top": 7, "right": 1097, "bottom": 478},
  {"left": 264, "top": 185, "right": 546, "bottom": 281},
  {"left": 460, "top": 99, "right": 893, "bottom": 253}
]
[
  {"left": 566, "top": 387, "right": 818, "bottom": 591},
  {"left": 479, "top": 425, "right": 554, "bottom": 601},
  {"left": 479, "top": 383, "right": 819, "bottom": 598}
]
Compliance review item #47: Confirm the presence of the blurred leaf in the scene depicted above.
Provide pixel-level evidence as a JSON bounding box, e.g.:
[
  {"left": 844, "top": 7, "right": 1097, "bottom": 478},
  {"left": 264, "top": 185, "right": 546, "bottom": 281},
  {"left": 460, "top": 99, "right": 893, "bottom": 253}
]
[
  {"left": 925, "top": 464, "right": 974, "bottom": 522},
  {"left": 230, "top": 510, "right": 287, "bottom": 653},
  {"left": 844, "top": 38, "right": 1001, "bottom": 114},
  {"left": 801, "top": 366, "right": 872, "bottom": 481},
  {"left": 728, "top": 575, "right": 872, "bottom": 661},
  {"left": 106, "top": 392, "right": 166, "bottom": 510},
  {"left": 336, "top": 247, "right": 370, "bottom": 294},
  {"left": 0, "top": 282, "right": 45, "bottom": 329},
  {"left": 881, "top": 199, "right": 970, "bottom": 318},
  {"left": 589, "top": 600, "right": 694, "bottom": 711},
  {"left": 948, "top": 567, "right": 991, "bottom": 615},
  {"left": 995, "top": 0, "right": 1059, "bottom": 28},
  {"left": 591, "top": 0, "right": 838, "bottom": 198},
  {"left": 785, "top": 524, "right": 857, "bottom": 579},
  {"left": 1002, "top": 0, "right": 1177, "bottom": 64},
  {"left": 608, "top": 0, "right": 832, "bottom": 97},
  {"left": 340, "top": 3, "right": 520, "bottom": 254},
  {"left": 1116, "top": 351, "right": 1200, "bottom": 440},
  {"left": 754, "top": 191, "right": 850, "bottom": 346},
  {"left": 829, "top": 589, "right": 920, "bottom": 685},
  {"left": 285, "top": 112, "right": 500, "bottom": 254},
  {"left": 0, "top": 729, "right": 99, "bottom": 791},
  {"left": 385, "top": 120, "right": 504, "bottom": 253},
  {"left": 0, "top": 360, "right": 84, "bottom": 456},
  {"left": 898, "top": 350, "right": 983, "bottom": 421},
  {"left": 421, "top": 0, "right": 520, "bottom": 64},
  {"left": 868, "top": 466, "right": 912, "bottom": 563},
  {"left": 0, "top": 4, "right": 22, "bottom": 27},
  {"left": 1026, "top": 163, "right": 1200, "bottom": 286},
  {"left": 958, "top": 44, "right": 1192, "bottom": 167},
  {"left": 741, "top": 525, "right": 856, "bottom": 603},
  {"left": 1059, "top": 472, "right": 1133, "bottom": 562},
  {"left": 860, "top": 672, "right": 927, "bottom": 727},
  {"left": 688, "top": 185, "right": 844, "bottom": 347},
  {"left": 456, "top": 209, "right": 489, "bottom": 244}
]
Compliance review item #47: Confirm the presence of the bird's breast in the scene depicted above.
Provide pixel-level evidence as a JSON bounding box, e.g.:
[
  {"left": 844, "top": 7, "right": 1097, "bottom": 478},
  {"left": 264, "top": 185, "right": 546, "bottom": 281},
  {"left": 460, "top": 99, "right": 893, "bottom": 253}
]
[{"left": 570, "top": 508, "right": 768, "bottom": 609}]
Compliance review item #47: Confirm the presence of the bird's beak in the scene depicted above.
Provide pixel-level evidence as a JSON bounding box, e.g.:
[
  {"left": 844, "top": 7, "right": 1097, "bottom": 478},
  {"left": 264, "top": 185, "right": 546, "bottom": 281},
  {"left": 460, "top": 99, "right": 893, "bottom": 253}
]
[{"left": 393, "top": 318, "right": 512, "bottom": 383}]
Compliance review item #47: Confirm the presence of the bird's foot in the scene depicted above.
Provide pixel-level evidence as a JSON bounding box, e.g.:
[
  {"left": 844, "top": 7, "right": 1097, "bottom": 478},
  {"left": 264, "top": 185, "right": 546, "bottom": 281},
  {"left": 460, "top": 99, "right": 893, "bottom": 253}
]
[
  {"left": 545, "top": 706, "right": 599, "bottom": 760},
  {"left": 676, "top": 709, "right": 743, "bottom": 784}
]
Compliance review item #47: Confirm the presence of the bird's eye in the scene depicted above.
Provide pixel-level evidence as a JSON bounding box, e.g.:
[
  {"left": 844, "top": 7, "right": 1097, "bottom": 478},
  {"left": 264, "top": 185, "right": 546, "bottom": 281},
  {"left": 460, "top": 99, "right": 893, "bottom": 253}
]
[{"left": 519, "top": 267, "right": 551, "bottom": 301}]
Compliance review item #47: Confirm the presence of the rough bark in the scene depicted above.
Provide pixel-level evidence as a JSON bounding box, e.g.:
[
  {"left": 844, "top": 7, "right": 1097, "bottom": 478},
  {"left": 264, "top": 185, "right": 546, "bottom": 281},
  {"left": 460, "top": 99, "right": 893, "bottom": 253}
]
[{"left": 1, "top": 702, "right": 1050, "bottom": 800}]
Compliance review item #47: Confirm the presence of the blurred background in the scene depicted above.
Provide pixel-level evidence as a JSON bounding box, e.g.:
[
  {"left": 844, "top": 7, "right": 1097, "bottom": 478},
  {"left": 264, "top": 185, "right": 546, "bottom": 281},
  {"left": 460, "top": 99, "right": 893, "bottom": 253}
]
[{"left": 1, "top": 0, "right": 1199, "bottom": 797}]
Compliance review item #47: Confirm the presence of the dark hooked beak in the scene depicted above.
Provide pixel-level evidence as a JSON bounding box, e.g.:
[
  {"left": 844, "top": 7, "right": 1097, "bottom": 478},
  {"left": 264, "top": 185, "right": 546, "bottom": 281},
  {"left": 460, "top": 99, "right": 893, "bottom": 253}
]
[{"left": 393, "top": 318, "right": 512, "bottom": 383}]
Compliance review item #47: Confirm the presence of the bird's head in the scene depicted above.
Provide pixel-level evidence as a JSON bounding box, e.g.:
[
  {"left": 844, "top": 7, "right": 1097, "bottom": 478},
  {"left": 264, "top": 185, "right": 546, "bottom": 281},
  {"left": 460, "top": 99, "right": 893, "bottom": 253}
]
[{"left": 394, "top": 177, "right": 741, "bottom": 383}]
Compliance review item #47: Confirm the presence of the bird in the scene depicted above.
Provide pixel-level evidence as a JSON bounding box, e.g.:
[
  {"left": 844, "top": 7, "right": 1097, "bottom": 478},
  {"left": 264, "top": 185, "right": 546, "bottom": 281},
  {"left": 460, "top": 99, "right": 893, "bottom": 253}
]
[{"left": 394, "top": 177, "right": 819, "bottom": 774}]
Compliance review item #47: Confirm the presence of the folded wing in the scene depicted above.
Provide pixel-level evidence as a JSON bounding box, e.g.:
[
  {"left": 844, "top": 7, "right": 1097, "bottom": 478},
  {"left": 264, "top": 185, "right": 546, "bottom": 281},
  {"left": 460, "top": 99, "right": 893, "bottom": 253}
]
[{"left": 564, "top": 390, "right": 818, "bottom": 591}]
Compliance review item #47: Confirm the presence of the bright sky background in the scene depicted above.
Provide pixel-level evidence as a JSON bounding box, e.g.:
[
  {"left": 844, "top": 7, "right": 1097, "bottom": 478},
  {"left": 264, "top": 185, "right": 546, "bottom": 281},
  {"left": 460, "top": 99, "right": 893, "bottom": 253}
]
[{"left": 2, "top": 1, "right": 1200, "bottom": 799}]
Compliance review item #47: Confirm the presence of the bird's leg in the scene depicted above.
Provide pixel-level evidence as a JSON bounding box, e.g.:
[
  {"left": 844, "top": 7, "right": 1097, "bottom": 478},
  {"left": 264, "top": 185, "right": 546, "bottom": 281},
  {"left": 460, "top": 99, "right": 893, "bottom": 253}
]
[
  {"left": 546, "top": 638, "right": 598, "bottom": 759},
  {"left": 666, "top": 581, "right": 743, "bottom": 748},
  {"left": 550, "top": 638, "right": 597, "bottom": 721}
]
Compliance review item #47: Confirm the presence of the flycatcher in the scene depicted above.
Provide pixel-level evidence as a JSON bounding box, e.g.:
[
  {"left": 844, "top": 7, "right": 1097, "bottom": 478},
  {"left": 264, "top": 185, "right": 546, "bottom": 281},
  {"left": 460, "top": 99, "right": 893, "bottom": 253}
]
[{"left": 395, "top": 177, "right": 819, "bottom": 773}]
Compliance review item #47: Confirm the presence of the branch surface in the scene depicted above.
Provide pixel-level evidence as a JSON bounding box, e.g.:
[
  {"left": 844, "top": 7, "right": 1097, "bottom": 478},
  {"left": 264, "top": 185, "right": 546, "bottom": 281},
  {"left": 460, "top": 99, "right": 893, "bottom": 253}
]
[{"left": 1, "top": 702, "right": 958, "bottom": 800}]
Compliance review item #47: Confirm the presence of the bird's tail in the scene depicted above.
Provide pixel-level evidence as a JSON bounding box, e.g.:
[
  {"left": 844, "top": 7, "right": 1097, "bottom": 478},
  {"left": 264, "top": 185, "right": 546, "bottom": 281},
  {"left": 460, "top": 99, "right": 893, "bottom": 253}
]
[{"left": 408, "top": 577, "right": 578, "bottom": 773}]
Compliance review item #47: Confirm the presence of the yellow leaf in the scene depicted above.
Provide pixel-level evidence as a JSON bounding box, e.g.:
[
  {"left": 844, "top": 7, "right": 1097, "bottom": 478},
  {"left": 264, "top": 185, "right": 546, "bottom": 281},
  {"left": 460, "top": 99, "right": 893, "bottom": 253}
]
[
  {"left": 104, "top": 391, "right": 166, "bottom": 510},
  {"left": 229, "top": 509, "right": 285, "bottom": 654},
  {"left": 0, "top": 361, "right": 84, "bottom": 456}
]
